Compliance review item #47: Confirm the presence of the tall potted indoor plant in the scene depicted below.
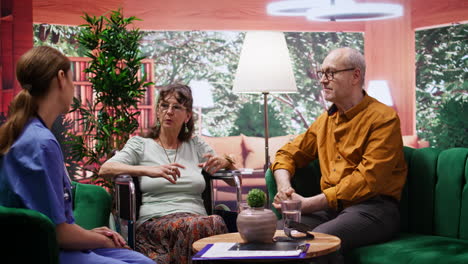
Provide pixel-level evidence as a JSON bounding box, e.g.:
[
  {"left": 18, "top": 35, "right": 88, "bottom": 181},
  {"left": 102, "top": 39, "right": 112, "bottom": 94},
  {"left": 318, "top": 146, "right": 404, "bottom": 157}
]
[
  {"left": 237, "top": 189, "right": 277, "bottom": 243},
  {"left": 68, "top": 9, "right": 152, "bottom": 188}
]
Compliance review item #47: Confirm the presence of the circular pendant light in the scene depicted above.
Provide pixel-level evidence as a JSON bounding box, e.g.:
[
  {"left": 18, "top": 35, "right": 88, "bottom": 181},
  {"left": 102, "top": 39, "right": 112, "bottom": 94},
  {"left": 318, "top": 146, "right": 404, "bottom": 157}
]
[
  {"left": 267, "top": 0, "right": 329, "bottom": 16},
  {"left": 267, "top": 0, "right": 403, "bottom": 22},
  {"left": 307, "top": 2, "right": 403, "bottom": 21}
]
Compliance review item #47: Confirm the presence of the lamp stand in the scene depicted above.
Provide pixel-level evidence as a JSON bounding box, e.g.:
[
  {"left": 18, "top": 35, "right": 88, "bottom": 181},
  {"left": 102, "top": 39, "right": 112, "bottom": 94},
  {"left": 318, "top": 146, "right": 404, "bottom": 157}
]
[
  {"left": 262, "top": 92, "right": 271, "bottom": 208},
  {"left": 263, "top": 92, "right": 270, "bottom": 172}
]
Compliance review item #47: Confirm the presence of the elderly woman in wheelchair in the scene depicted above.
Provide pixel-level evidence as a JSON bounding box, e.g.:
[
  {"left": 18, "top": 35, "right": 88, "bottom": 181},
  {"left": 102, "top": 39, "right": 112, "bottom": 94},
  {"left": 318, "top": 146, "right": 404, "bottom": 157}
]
[{"left": 100, "top": 83, "right": 238, "bottom": 264}]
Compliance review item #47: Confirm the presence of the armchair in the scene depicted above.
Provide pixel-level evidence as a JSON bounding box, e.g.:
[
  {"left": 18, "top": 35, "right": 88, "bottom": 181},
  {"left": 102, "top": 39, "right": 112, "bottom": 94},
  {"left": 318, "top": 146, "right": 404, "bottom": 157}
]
[
  {"left": 0, "top": 181, "right": 112, "bottom": 264},
  {"left": 113, "top": 169, "right": 242, "bottom": 249}
]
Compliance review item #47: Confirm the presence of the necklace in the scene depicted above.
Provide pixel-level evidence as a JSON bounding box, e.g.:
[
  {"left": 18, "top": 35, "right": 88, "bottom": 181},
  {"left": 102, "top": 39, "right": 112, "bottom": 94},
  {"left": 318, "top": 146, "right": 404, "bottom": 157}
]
[{"left": 159, "top": 139, "right": 179, "bottom": 164}]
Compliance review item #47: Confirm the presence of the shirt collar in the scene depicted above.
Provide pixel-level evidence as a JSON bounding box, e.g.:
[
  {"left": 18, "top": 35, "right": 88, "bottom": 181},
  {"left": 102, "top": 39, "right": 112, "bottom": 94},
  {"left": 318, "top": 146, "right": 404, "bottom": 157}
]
[
  {"left": 327, "top": 90, "right": 371, "bottom": 120},
  {"left": 35, "top": 115, "right": 48, "bottom": 128}
]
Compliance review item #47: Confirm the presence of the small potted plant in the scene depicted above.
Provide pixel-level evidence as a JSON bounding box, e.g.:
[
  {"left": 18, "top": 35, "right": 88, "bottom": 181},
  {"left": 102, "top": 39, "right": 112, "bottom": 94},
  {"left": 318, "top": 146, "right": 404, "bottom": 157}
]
[{"left": 236, "top": 189, "right": 277, "bottom": 243}]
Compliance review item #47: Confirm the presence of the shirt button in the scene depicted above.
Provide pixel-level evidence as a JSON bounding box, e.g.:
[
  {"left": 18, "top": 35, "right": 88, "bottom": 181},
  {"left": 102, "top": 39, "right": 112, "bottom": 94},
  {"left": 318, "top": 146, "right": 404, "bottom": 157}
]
[{"left": 333, "top": 168, "right": 336, "bottom": 172}]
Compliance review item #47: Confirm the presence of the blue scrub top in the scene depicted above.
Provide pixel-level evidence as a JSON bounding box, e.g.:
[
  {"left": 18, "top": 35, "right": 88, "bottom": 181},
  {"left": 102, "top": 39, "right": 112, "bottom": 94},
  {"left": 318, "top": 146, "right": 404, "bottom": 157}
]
[{"left": 0, "top": 117, "right": 74, "bottom": 225}]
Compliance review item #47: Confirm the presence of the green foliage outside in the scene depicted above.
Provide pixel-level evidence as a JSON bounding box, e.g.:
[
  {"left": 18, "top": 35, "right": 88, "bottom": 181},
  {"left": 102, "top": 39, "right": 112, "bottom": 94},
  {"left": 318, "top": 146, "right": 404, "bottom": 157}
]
[
  {"left": 66, "top": 9, "right": 152, "bottom": 186},
  {"left": 431, "top": 96, "right": 468, "bottom": 149},
  {"left": 281, "top": 32, "right": 364, "bottom": 133},
  {"left": 139, "top": 31, "right": 244, "bottom": 136},
  {"left": 31, "top": 22, "right": 467, "bottom": 174},
  {"left": 231, "top": 101, "right": 287, "bottom": 137},
  {"left": 247, "top": 188, "right": 267, "bottom": 208},
  {"left": 33, "top": 24, "right": 87, "bottom": 56},
  {"left": 415, "top": 24, "right": 467, "bottom": 148},
  {"left": 140, "top": 31, "right": 363, "bottom": 136},
  {"left": 32, "top": 27, "right": 364, "bottom": 138}
]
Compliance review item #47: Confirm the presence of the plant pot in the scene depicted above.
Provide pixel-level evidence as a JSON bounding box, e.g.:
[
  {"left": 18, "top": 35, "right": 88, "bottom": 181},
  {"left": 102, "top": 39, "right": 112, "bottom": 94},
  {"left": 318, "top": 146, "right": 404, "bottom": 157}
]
[{"left": 236, "top": 207, "right": 277, "bottom": 243}]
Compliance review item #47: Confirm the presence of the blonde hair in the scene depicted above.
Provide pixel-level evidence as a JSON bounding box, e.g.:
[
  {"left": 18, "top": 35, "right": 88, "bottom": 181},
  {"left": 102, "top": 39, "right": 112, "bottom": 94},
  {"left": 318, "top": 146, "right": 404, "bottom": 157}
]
[{"left": 0, "top": 46, "right": 70, "bottom": 155}]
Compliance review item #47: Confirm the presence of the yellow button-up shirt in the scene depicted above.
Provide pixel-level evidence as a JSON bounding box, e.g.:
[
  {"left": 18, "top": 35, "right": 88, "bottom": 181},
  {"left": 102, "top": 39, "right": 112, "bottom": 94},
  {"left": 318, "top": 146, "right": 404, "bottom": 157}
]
[{"left": 272, "top": 94, "right": 407, "bottom": 209}]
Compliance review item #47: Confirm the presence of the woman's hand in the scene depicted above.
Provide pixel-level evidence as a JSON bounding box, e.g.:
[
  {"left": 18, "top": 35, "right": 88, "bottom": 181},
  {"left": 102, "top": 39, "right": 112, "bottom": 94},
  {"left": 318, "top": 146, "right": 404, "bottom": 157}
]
[
  {"left": 91, "top": 227, "right": 127, "bottom": 248},
  {"left": 143, "top": 163, "right": 185, "bottom": 184},
  {"left": 198, "top": 154, "right": 230, "bottom": 174}
]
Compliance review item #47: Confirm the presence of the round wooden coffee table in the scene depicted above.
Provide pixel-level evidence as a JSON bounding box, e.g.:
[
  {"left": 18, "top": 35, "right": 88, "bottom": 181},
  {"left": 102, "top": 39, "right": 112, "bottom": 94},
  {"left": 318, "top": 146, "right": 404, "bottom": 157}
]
[{"left": 193, "top": 230, "right": 341, "bottom": 262}]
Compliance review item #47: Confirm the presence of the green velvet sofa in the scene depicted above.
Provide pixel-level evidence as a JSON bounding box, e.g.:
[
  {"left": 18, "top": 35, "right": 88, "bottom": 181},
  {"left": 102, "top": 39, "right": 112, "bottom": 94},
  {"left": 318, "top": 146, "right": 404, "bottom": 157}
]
[
  {"left": 0, "top": 181, "right": 111, "bottom": 264},
  {"left": 266, "top": 147, "right": 468, "bottom": 263}
]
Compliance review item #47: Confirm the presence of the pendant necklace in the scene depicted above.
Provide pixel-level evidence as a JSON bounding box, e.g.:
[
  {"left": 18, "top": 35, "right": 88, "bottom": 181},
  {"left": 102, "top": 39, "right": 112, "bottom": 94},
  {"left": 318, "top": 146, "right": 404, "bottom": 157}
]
[{"left": 159, "top": 139, "right": 179, "bottom": 164}]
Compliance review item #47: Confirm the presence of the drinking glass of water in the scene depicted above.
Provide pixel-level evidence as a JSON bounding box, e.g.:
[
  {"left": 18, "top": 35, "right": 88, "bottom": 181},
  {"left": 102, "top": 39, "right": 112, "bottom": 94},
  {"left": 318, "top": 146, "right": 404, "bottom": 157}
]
[{"left": 281, "top": 199, "right": 302, "bottom": 237}]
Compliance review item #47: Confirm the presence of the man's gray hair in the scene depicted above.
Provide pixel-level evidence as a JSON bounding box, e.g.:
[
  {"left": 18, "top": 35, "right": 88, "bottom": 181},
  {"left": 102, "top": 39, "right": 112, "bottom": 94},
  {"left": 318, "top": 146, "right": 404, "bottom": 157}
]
[{"left": 343, "top": 48, "right": 366, "bottom": 86}]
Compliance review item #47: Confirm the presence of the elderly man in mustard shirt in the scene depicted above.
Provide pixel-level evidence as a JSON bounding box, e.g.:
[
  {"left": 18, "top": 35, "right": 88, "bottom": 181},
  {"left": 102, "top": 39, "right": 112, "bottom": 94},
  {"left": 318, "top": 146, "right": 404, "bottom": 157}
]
[{"left": 272, "top": 47, "right": 407, "bottom": 262}]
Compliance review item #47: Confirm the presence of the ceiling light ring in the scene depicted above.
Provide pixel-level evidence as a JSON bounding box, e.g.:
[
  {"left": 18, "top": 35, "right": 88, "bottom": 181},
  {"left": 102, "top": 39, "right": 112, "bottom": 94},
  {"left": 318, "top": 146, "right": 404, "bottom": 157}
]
[{"left": 267, "top": 0, "right": 403, "bottom": 22}]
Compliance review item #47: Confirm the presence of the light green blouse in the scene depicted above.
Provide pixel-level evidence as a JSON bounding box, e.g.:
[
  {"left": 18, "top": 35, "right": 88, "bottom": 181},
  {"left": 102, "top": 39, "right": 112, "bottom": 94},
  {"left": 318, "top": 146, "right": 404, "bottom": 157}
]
[{"left": 106, "top": 136, "right": 215, "bottom": 225}]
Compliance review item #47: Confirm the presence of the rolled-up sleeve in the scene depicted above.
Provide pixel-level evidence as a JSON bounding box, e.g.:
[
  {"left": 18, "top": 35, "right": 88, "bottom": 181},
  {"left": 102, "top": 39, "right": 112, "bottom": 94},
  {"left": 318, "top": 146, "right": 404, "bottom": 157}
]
[{"left": 271, "top": 118, "right": 321, "bottom": 176}]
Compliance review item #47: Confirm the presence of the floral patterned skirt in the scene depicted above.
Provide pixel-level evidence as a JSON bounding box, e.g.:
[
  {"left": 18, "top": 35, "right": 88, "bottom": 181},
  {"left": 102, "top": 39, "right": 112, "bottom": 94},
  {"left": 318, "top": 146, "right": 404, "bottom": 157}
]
[{"left": 136, "top": 212, "right": 228, "bottom": 264}]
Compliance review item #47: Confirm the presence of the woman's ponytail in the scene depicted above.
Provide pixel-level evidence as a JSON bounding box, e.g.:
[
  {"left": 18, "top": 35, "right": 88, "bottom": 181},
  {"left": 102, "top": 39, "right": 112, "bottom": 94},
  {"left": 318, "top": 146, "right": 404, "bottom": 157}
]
[
  {"left": 0, "top": 46, "right": 70, "bottom": 155},
  {"left": 0, "top": 90, "right": 38, "bottom": 155}
]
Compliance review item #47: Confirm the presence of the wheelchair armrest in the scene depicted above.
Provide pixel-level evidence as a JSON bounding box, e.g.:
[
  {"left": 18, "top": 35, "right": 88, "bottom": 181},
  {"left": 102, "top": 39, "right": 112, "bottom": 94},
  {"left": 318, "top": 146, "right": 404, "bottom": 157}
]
[
  {"left": 202, "top": 169, "right": 243, "bottom": 213},
  {"left": 114, "top": 174, "right": 139, "bottom": 249},
  {"left": 114, "top": 175, "right": 138, "bottom": 222}
]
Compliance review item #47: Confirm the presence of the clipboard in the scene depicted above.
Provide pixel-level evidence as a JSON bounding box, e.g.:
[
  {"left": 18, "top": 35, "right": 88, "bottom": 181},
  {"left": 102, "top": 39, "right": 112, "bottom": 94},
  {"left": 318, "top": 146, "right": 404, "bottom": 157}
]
[{"left": 192, "top": 242, "right": 310, "bottom": 261}]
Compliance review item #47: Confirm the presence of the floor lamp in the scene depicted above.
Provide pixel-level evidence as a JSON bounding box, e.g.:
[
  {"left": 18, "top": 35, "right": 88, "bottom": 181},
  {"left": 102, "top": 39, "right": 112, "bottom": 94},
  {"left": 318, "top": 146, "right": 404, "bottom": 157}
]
[{"left": 232, "top": 31, "right": 297, "bottom": 172}]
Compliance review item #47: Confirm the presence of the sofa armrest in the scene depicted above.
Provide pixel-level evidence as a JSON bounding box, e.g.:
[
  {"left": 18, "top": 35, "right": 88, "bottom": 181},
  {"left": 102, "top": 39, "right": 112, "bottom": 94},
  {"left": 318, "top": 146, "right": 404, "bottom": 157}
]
[
  {"left": 0, "top": 205, "right": 59, "bottom": 264},
  {"left": 265, "top": 168, "right": 281, "bottom": 219},
  {"left": 72, "top": 181, "right": 112, "bottom": 230}
]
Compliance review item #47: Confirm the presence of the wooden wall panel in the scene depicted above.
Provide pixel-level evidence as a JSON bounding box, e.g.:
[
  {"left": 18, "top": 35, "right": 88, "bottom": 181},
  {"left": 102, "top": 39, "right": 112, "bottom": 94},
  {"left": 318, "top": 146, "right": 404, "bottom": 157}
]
[
  {"left": 33, "top": 0, "right": 124, "bottom": 26},
  {"left": 412, "top": 0, "right": 468, "bottom": 30},
  {"left": 33, "top": 0, "right": 364, "bottom": 31},
  {"left": 13, "top": 0, "right": 33, "bottom": 94},
  {"left": 32, "top": 0, "right": 467, "bottom": 31},
  {"left": 364, "top": 0, "right": 415, "bottom": 136},
  {"left": 124, "top": 0, "right": 364, "bottom": 31},
  {"left": 0, "top": 0, "right": 32, "bottom": 114}
]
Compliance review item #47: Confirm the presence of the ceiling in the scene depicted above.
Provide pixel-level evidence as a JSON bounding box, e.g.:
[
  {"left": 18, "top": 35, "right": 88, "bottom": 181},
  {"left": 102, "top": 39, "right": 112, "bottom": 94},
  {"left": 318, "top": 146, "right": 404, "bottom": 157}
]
[{"left": 32, "top": 0, "right": 468, "bottom": 32}]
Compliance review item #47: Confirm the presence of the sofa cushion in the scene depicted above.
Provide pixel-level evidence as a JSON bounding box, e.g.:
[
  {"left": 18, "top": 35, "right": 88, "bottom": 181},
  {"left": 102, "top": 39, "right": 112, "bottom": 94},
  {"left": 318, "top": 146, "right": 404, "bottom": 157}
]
[
  {"left": 242, "top": 134, "right": 295, "bottom": 169},
  {"left": 400, "top": 147, "right": 439, "bottom": 234},
  {"left": 346, "top": 233, "right": 468, "bottom": 264},
  {"left": 202, "top": 135, "right": 245, "bottom": 168},
  {"left": 434, "top": 148, "right": 468, "bottom": 239}
]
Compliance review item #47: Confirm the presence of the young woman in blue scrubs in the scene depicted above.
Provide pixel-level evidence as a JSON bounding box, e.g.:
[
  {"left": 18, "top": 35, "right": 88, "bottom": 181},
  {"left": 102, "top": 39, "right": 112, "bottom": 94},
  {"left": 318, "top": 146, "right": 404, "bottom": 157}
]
[{"left": 0, "top": 46, "right": 154, "bottom": 264}]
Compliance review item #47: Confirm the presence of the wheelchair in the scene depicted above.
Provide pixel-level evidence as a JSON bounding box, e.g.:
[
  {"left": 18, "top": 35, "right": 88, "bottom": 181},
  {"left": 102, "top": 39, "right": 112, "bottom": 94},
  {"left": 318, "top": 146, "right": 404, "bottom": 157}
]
[{"left": 113, "top": 169, "right": 242, "bottom": 249}]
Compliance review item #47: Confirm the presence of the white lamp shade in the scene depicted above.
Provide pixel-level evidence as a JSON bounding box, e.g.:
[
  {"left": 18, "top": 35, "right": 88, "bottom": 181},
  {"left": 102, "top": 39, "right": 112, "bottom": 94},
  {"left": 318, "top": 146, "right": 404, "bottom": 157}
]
[
  {"left": 367, "top": 80, "right": 394, "bottom": 106},
  {"left": 190, "top": 80, "right": 215, "bottom": 108},
  {"left": 233, "top": 31, "right": 297, "bottom": 94}
]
